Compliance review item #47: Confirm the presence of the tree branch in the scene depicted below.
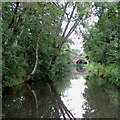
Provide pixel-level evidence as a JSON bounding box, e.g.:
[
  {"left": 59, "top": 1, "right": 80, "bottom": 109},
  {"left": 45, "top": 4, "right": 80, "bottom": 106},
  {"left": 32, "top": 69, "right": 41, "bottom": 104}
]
[
  {"left": 58, "top": 3, "right": 68, "bottom": 33},
  {"left": 62, "top": 3, "right": 76, "bottom": 37},
  {"left": 49, "top": 3, "right": 77, "bottom": 68},
  {"left": 65, "top": 20, "right": 80, "bottom": 39}
]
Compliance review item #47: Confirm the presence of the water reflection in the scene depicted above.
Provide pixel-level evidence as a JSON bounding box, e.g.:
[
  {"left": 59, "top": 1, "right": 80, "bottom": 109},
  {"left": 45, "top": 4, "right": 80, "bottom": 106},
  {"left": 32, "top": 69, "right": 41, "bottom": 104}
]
[
  {"left": 82, "top": 75, "right": 119, "bottom": 118},
  {"left": 73, "top": 63, "right": 88, "bottom": 76},
  {"left": 2, "top": 81, "right": 76, "bottom": 118},
  {"left": 61, "top": 76, "right": 87, "bottom": 118},
  {"left": 2, "top": 66, "right": 119, "bottom": 119},
  {"left": 73, "top": 69, "right": 88, "bottom": 76}
]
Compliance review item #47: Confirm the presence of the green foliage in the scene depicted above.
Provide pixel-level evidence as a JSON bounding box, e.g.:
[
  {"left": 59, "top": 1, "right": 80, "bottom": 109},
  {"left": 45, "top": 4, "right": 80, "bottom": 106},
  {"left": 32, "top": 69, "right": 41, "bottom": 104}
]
[
  {"left": 2, "top": 2, "right": 64, "bottom": 88},
  {"left": 2, "top": 2, "right": 92, "bottom": 89},
  {"left": 83, "top": 2, "right": 119, "bottom": 87},
  {"left": 86, "top": 61, "right": 119, "bottom": 86},
  {"left": 50, "top": 48, "right": 75, "bottom": 80},
  {"left": 71, "top": 49, "right": 82, "bottom": 57}
]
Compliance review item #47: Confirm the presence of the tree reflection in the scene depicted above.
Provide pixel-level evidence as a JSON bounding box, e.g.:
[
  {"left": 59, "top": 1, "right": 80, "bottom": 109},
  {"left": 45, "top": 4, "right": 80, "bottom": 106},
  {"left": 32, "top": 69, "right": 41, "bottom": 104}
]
[
  {"left": 47, "top": 80, "right": 76, "bottom": 119},
  {"left": 2, "top": 78, "right": 76, "bottom": 119},
  {"left": 73, "top": 62, "right": 88, "bottom": 76},
  {"left": 27, "top": 84, "right": 39, "bottom": 118},
  {"left": 82, "top": 74, "right": 119, "bottom": 118}
]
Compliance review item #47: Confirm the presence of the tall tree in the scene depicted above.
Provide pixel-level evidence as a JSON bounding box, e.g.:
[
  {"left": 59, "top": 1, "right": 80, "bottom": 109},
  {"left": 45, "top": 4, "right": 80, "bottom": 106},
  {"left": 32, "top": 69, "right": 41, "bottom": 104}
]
[{"left": 2, "top": 2, "right": 92, "bottom": 88}]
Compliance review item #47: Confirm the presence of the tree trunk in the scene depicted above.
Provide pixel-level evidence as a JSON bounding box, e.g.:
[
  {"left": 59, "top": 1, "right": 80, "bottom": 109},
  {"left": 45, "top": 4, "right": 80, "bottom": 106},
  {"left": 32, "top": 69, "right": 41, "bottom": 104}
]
[
  {"left": 49, "top": 4, "right": 77, "bottom": 68},
  {"left": 27, "top": 38, "right": 39, "bottom": 81}
]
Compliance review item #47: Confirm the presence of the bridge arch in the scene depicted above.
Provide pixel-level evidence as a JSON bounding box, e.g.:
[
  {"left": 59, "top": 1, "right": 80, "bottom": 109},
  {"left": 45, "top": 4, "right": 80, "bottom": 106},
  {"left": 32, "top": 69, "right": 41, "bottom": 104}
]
[
  {"left": 73, "top": 69, "right": 88, "bottom": 75},
  {"left": 73, "top": 56, "right": 89, "bottom": 64}
]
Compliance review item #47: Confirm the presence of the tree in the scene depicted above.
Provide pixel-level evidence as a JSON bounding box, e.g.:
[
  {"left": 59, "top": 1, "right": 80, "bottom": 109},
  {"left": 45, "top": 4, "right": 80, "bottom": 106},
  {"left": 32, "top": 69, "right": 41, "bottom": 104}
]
[
  {"left": 83, "top": 2, "right": 119, "bottom": 86},
  {"left": 2, "top": 2, "right": 92, "bottom": 88}
]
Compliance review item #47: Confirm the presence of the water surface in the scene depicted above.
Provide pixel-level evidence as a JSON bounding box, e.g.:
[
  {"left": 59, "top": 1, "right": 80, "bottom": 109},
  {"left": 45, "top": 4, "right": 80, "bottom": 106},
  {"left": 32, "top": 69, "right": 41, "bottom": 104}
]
[{"left": 2, "top": 69, "right": 119, "bottom": 118}]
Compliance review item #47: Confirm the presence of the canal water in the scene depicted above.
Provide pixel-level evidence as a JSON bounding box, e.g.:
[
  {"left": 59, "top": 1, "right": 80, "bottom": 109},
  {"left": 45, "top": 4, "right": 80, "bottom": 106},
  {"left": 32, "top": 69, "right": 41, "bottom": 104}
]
[{"left": 2, "top": 68, "right": 119, "bottom": 118}]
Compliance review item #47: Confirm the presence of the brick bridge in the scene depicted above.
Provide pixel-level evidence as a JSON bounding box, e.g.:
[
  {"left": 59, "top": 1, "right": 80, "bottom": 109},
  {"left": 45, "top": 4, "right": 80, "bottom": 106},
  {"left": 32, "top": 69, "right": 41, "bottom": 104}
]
[
  {"left": 73, "top": 56, "right": 89, "bottom": 75},
  {"left": 73, "top": 69, "right": 88, "bottom": 75},
  {"left": 73, "top": 56, "right": 89, "bottom": 64}
]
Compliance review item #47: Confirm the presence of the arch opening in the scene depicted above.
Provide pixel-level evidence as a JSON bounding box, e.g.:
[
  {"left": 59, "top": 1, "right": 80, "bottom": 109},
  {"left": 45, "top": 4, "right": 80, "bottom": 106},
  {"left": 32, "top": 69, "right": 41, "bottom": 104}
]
[
  {"left": 73, "top": 56, "right": 89, "bottom": 64},
  {"left": 76, "top": 59, "right": 87, "bottom": 64},
  {"left": 73, "top": 56, "right": 89, "bottom": 75}
]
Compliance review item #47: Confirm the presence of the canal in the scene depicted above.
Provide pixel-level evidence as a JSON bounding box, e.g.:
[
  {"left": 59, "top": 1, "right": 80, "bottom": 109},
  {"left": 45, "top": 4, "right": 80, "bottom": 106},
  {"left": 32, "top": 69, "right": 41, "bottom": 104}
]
[{"left": 2, "top": 67, "right": 119, "bottom": 118}]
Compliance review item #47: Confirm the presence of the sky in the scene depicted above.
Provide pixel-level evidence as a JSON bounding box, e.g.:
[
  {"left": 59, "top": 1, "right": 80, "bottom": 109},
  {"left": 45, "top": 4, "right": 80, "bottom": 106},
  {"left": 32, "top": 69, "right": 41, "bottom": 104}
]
[{"left": 61, "top": 2, "right": 99, "bottom": 53}]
